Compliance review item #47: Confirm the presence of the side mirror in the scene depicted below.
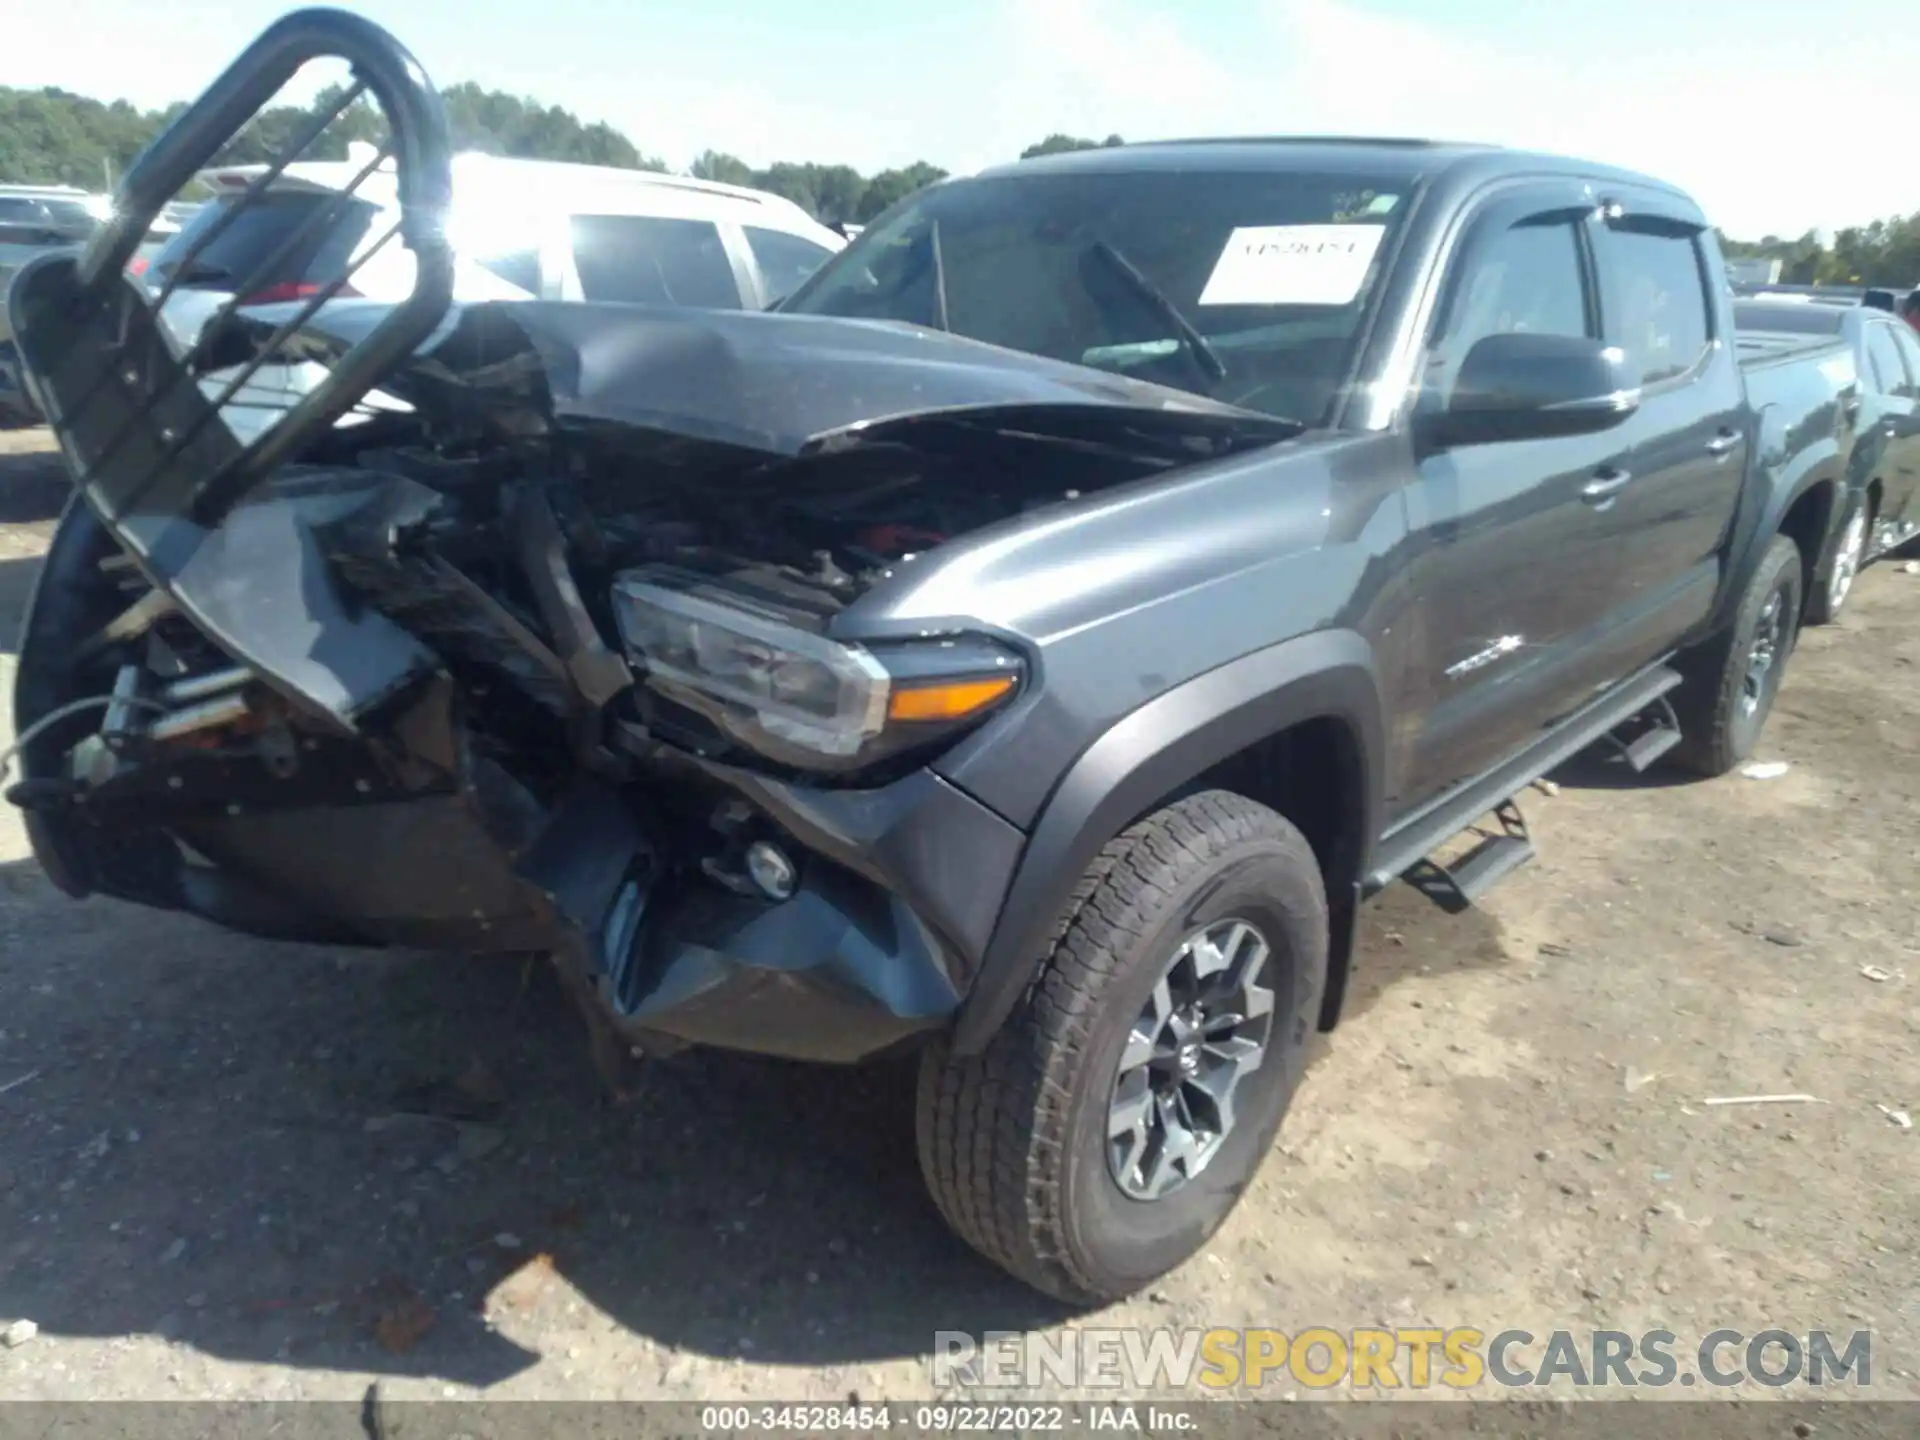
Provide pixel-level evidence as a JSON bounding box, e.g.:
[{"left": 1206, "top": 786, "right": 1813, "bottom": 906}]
[{"left": 1429, "top": 332, "right": 1639, "bottom": 447}]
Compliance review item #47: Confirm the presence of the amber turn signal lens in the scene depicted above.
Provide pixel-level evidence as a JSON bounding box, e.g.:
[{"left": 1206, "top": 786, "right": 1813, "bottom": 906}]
[{"left": 886, "top": 674, "right": 1016, "bottom": 723}]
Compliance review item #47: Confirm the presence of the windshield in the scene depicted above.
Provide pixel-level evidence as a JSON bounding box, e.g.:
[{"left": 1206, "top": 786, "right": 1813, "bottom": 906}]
[{"left": 781, "top": 166, "right": 1411, "bottom": 424}]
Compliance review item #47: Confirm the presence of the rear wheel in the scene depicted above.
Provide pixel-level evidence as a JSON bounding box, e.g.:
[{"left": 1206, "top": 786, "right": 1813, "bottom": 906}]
[
  {"left": 1805, "top": 493, "right": 1868, "bottom": 626},
  {"left": 915, "top": 790, "right": 1327, "bottom": 1304},
  {"left": 1668, "top": 533, "right": 1803, "bottom": 777}
]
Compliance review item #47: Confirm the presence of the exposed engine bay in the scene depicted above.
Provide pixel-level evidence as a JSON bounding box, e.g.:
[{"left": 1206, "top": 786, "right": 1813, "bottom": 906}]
[
  {"left": 34, "top": 294, "right": 1297, "bottom": 797},
  {"left": 188, "top": 391, "right": 1187, "bottom": 786}
]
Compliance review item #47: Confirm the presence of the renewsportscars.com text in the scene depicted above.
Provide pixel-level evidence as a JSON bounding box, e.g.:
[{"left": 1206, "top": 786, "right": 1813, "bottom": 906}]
[{"left": 931, "top": 1327, "right": 1875, "bottom": 1391}]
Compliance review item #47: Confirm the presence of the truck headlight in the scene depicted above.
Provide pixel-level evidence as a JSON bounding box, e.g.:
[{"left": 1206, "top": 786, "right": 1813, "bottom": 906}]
[{"left": 611, "top": 576, "right": 1022, "bottom": 773}]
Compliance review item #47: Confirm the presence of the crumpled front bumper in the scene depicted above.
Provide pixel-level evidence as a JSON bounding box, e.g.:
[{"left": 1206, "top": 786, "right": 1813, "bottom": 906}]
[{"left": 12, "top": 502, "right": 1026, "bottom": 1065}]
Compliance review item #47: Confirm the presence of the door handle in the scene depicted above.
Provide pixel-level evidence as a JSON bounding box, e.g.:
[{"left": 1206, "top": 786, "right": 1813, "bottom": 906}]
[
  {"left": 1582, "top": 467, "right": 1633, "bottom": 504},
  {"left": 1705, "top": 430, "right": 1740, "bottom": 458}
]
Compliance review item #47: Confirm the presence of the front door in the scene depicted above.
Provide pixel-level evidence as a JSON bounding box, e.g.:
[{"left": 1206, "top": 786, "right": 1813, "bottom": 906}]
[{"left": 1397, "top": 182, "right": 1632, "bottom": 807}]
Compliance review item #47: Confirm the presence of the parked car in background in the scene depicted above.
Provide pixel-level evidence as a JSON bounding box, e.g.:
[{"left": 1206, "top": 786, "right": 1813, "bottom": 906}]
[
  {"left": 1738, "top": 297, "right": 1920, "bottom": 618},
  {"left": 1, "top": 189, "right": 102, "bottom": 425},
  {"left": 1, "top": 190, "right": 191, "bottom": 425},
  {"left": 0, "top": 186, "right": 109, "bottom": 303},
  {"left": 154, "top": 144, "right": 843, "bottom": 310},
  {"left": 129, "top": 144, "right": 846, "bottom": 440},
  {"left": 0, "top": 190, "right": 101, "bottom": 248}
]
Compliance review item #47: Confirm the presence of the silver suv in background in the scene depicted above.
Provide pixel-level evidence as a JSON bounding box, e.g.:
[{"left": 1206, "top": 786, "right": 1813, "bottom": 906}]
[
  {"left": 6, "top": 152, "right": 845, "bottom": 434},
  {"left": 139, "top": 147, "right": 845, "bottom": 440}
]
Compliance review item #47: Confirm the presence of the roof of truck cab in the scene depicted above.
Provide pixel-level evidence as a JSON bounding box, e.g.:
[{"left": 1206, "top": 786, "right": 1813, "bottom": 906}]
[{"left": 981, "top": 137, "right": 1696, "bottom": 205}]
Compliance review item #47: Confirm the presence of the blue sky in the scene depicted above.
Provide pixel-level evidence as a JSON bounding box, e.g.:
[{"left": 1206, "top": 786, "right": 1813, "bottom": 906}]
[{"left": 5, "top": 0, "right": 1909, "bottom": 239}]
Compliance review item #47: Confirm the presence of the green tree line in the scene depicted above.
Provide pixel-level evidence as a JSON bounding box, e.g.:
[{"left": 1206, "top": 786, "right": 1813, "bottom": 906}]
[
  {"left": 13, "top": 80, "right": 1909, "bottom": 279},
  {"left": 0, "top": 82, "right": 1140, "bottom": 228},
  {"left": 1718, "top": 222, "right": 1920, "bottom": 290}
]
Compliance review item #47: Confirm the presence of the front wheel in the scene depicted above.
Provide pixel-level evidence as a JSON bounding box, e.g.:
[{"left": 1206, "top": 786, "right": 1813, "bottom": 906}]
[
  {"left": 1805, "top": 494, "right": 1868, "bottom": 626},
  {"left": 916, "top": 790, "right": 1327, "bottom": 1304},
  {"left": 1668, "top": 533, "right": 1803, "bottom": 777}
]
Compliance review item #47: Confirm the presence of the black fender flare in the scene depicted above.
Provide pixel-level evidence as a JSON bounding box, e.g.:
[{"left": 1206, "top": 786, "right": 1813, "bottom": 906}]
[
  {"left": 1709, "top": 411, "right": 1847, "bottom": 639},
  {"left": 949, "top": 629, "right": 1385, "bottom": 1055}
]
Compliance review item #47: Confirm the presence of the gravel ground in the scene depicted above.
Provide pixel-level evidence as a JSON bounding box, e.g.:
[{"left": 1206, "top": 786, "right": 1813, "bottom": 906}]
[{"left": 0, "top": 427, "right": 1915, "bottom": 1412}]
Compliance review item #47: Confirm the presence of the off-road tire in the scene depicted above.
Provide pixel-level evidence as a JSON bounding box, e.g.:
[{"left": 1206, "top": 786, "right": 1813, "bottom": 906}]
[
  {"left": 915, "top": 790, "right": 1327, "bottom": 1304},
  {"left": 1668, "top": 533, "right": 1803, "bottom": 777}
]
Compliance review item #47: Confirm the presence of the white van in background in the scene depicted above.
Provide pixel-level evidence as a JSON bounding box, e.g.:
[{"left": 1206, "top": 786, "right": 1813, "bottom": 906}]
[{"left": 152, "top": 143, "right": 844, "bottom": 308}]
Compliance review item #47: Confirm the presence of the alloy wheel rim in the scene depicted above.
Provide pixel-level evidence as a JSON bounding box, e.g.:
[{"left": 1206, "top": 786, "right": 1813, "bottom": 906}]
[
  {"left": 1106, "top": 918, "right": 1276, "bottom": 1201},
  {"left": 1740, "top": 590, "right": 1786, "bottom": 721},
  {"left": 1830, "top": 510, "right": 1866, "bottom": 612}
]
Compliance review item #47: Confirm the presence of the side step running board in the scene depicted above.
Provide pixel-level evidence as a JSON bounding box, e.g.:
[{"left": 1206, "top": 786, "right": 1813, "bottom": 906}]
[
  {"left": 1603, "top": 693, "right": 1682, "bottom": 773},
  {"left": 1366, "top": 662, "right": 1685, "bottom": 902},
  {"left": 1403, "top": 798, "right": 1533, "bottom": 914}
]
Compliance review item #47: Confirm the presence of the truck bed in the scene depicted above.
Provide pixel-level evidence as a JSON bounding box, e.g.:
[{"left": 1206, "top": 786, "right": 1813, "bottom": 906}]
[{"left": 1734, "top": 331, "right": 1855, "bottom": 430}]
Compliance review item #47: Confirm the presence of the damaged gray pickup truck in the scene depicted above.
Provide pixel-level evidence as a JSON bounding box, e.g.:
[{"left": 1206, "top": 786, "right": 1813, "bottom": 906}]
[{"left": 7, "top": 11, "right": 1856, "bottom": 1303}]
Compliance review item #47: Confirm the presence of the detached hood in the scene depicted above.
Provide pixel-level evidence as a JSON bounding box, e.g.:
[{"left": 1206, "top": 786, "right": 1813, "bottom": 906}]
[{"left": 259, "top": 299, "right": 1298, "bottom": 460}]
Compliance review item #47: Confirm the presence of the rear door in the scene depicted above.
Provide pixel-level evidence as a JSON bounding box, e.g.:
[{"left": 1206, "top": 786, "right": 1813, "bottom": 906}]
[
  {"left": 1399, "top": 182, "right": 1632, "bottom": 801},
  {"left": 1864, "top": 319, "right": 1920, "bottom": 542},
  {"left": 1587, "top": 202, "right": 1748, "bottom": 651}
]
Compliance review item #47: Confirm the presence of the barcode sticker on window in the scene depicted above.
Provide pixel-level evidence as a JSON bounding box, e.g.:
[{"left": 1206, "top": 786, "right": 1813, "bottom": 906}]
[{"left": 1198, "top": 224, "right": 1387, "bottom": 306}]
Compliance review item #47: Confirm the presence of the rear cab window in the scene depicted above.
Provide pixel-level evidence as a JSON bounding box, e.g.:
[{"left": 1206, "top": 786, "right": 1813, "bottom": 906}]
[
  {"left": 568, "top": 214, "right": 743, "bottom": 308},
  {"left": 1597, "top": 219, "right": 1715, "bottom": 386}
]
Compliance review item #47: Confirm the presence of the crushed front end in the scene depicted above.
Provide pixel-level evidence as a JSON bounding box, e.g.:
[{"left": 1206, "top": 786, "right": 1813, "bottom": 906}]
[
  {"left": 5, "top": 295, "right": 1056, "bottom": 1062},
  {"left": 7, "top": 386, "right": 1045, "bottom": 1063},
  {"left": 7, "top": 8, "right": 1295, "bottom": 1069},
  {"left": 5, "top": 13, "right": 1002, "bottom": 1067}
]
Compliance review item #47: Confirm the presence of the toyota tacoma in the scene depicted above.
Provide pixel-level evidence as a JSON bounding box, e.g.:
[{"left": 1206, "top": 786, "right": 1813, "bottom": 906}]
[{"left": 5, "top": 10, "right": 1860, "bottom": 1303}]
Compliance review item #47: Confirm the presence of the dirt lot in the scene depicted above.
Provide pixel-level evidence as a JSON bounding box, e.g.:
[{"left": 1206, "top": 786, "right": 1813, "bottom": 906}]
[{"left": 0, "top": 425, "right": 1915, "bottom": 1409}]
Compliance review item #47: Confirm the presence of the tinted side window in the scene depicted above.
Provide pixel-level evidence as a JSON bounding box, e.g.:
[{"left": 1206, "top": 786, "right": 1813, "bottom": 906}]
[
  {"left": 1865, "top": 322, "right": 1912, "bottom": 397},
  {"left": 745, "top": 226, "right": 835, "bottom": 306},
  {"left": 1605, "top": 227, "right": 1712, "bottom": 386},
  {"left": 569, "top": 215, "right": 741, "bottom": 308},
  {"left": 1430, "top": 217, "right": 1589, "bottom": 405},
  {"left": 475, "top": 246, "right": 540, "bottom": 296}
]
